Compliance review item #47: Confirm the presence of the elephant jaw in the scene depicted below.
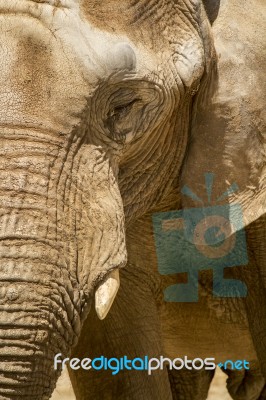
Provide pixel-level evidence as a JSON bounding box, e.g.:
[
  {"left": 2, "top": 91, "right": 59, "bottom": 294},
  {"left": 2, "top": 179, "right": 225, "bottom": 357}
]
[{"left": 95, "top": 269, "right": 120, "bottom": 320}]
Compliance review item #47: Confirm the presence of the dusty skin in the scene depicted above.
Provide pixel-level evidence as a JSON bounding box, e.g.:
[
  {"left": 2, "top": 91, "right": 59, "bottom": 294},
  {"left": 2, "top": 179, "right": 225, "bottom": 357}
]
[{"left": 0, "top": 0, "right": 264, "bottom": 399}]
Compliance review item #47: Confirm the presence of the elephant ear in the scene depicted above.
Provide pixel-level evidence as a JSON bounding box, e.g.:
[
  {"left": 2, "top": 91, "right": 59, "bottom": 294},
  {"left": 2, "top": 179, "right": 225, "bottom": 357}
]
[{"left": 181, "top": 0, "right": 266, "bottom": 230}]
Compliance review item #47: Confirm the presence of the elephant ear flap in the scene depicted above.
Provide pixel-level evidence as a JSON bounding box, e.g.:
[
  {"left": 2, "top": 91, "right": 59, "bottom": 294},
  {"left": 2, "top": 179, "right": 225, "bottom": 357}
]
[{"left": 180, "top": 1, "right": 265, "bottom": 230}]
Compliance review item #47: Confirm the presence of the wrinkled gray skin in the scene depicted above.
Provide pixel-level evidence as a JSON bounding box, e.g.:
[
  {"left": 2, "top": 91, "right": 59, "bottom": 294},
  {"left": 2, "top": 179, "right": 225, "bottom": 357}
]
[{"left": 0, "top": 0, "right": 264, "bottom": 399}]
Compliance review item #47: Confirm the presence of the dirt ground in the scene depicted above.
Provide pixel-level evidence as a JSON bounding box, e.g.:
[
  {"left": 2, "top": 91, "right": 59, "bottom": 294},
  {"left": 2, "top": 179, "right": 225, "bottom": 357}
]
[
  {"left": 207, "top": 368, "right": 232, "bottom": 400},
  {"left": 51, "top": 367, "right": 232, "bottom": 400}
]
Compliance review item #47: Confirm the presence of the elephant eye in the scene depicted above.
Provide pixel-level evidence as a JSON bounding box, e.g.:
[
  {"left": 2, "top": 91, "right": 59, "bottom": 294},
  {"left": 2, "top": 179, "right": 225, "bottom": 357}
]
[
  {"left": 109, "top": 99, "right": 140, "bottom": 118},
  {"left": 104, "top": 98, "right": 142, "bottom": 144}
]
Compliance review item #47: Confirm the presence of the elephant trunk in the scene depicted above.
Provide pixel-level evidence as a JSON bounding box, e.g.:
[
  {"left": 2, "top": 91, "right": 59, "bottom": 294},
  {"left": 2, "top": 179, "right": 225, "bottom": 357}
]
[
  {"left": 0, "top": 261, "right": 75, "bottom": 398},
  {"left": 0, "top": 131, "right": 80, "bottom": 398},
  {"left": 0, "top": 128, "right": 127, "bottom": 398},
  {"left": 0, "top": 309, "right": 63, "bottom": 398}
]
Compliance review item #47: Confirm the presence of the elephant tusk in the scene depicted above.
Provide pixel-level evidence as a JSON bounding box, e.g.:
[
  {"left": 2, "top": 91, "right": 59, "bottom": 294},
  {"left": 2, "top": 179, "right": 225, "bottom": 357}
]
[{"left": 95, "top": 269, "right": 120, "bottom": 320}]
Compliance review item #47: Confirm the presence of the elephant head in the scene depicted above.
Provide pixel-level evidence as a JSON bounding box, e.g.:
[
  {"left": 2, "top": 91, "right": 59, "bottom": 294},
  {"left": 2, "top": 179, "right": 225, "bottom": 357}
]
[{"left": 0, "top": 0, "right": 264, "bottom": 398}]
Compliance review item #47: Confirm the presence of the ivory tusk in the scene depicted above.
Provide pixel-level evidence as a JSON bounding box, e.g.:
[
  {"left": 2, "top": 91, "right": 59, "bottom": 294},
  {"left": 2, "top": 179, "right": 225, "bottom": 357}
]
[{"left": 95, "top": 269, "right": 120, "bottom": 320}]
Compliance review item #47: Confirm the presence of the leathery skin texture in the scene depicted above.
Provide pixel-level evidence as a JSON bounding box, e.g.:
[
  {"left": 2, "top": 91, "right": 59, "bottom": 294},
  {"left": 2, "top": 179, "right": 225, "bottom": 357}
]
[{"left": 0, "top": 0, "right": 265, "bottom": 399}]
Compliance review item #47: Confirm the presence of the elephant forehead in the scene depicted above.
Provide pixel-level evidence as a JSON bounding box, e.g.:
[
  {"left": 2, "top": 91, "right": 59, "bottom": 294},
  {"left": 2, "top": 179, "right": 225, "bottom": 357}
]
[
  {"left": 78, "top": 0, "right": 206, "bottom": 83},
  {"left": 0, "top": 1, "right": 158, "bottom": 78},
  {"left": 0, "top": 0, "right": 206, "bottom": 137},
  {"left": 0, "top": 0, "right": 205, "bottom": 88}
]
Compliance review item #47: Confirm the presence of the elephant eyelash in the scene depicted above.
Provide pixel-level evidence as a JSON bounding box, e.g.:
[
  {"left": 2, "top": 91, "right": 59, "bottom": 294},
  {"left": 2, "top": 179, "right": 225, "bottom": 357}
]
[
  {"left": 109, "top": 98, "right": 141, "bottom": 119},
  {"left": 104, "top": 98, "right": 142, "bottom": 143}
]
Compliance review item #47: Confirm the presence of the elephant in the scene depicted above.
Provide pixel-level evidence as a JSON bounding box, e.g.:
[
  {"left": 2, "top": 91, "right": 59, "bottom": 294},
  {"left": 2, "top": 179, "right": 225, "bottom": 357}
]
[{"left": 0, "top": 0, "right": 264, "bottom": 399}]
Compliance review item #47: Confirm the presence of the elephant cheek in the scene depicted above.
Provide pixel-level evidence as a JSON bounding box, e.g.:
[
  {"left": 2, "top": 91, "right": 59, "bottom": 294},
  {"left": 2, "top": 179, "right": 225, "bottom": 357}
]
[{"left": 74, "top": 145, "right": 127, "bottom": 319}]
